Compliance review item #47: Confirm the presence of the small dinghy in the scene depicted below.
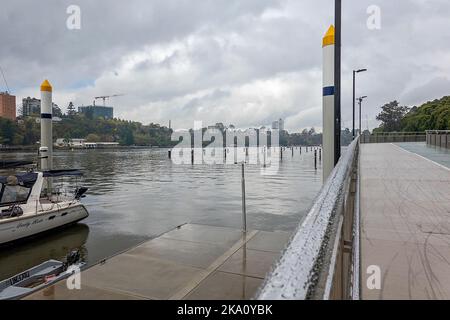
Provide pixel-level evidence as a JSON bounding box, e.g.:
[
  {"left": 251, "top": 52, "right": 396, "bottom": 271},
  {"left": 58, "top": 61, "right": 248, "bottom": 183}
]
[{"left": 0, "top": 250, "right": 85, "bottom": 300}]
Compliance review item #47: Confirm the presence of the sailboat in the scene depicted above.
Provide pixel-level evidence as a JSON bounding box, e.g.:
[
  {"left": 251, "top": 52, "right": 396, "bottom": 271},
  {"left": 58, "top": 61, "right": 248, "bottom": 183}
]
[
  {"left": 0, "top": 80, "right": 89, "bottom": 245},
  {"left": 0, "top": 167, "right": 89, "bottom": 245}
]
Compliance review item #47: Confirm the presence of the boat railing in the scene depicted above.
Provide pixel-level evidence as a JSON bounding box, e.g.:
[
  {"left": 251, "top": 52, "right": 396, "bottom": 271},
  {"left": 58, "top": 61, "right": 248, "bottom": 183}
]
[
  {"left": 256, "top": 137, "right": 360, "bottom": 300},
  {"left": 34, "top": 187, "right": 77, "bottom": 213}
]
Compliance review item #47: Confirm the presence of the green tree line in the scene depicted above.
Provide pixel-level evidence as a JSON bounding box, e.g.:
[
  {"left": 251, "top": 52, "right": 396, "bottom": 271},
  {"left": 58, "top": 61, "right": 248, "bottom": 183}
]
[
  {"left": 375, "top": 96, "right": 450, "bottom": 132},
  {"left": 0, "top": 114, "right": 356, "bottom": 147},
  {"left": 0, "top": 115, "right": 175, "bottom": 147}
]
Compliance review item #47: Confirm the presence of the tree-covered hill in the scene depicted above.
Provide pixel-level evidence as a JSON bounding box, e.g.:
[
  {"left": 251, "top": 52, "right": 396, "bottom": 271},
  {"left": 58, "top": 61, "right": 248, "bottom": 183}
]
[
  {"left": 401, "top": 96, "right": 450, "bottom": 131},
  {"left": 0, "top": 115, "right": 175, "bottom": 147}
]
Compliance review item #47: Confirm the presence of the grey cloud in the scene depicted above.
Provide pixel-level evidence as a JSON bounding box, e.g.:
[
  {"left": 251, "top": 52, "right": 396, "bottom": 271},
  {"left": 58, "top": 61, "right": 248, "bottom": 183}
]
[{"left": 1, "top": 0, "right": 450, "bottom": 131}]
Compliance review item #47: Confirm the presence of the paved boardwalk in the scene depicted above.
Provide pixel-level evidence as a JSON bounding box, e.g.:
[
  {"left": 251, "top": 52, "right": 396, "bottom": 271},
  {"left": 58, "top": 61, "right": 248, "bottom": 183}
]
[
  {"left": 25, "top": 224, "right": 290, "bottom": 300},
  {"left": 361, "top": 143, "right": 450, "bottom": 299}
]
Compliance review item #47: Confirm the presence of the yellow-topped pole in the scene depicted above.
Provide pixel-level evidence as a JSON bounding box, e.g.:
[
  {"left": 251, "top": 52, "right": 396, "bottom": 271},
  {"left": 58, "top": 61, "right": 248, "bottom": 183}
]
[
  {"left": 322, "top": 25, "right": 335, "bottom": 182},
  {"left": 40, "top": 79, "right": 53, "bottom": 180}
]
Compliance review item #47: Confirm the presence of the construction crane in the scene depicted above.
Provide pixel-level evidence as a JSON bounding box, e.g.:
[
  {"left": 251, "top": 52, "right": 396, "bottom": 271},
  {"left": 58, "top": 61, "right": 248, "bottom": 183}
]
[
  {"left": 0, "top": 65, "right": 10, "bottom": 93},
  {"left": 93, "top": 94, "right": 125, "bottom": 106}
]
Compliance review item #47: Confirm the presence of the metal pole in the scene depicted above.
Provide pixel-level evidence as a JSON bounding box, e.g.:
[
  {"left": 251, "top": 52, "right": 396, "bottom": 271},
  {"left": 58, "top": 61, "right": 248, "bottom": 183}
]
[
  {"left": 359, "top": 99, "right": 362, "bottom": 135},
  {"left": 314, "top": 149, "right": 317, "bottom": 170},
  {"left": 241, "top": 163, "right": 247, "bottom": 233},
  {"left": 263, "top": 146, "right": 266, "bottom": 168},
  {"left": 352, "top": 70, "right": 356, "bottom": 139},
  {"left": 334, "top": 0, "right": 342, "bottom": 165}
]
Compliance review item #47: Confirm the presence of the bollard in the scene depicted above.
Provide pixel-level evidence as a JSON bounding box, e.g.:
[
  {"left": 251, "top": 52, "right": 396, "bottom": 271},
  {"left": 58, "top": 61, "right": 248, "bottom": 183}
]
[
  {"left": 263, "top": 147, "right": 266, "bottom": 168},
  {"left": 314, "top": 149, "right": 317, "bottom": 170},
  {"left": 241, "top": 163, "right": 247, "bottom": 233},
  {"left": 168, "top": 150, "right": 171, "bottom": 159}
]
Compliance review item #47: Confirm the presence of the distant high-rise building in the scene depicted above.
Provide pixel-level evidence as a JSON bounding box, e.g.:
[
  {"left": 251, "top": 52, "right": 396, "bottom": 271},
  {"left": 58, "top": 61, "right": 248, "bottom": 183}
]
[
  {"left": 22, "top": 97, "right": 40, "bottom": 117},
  {"left": 0, "top": 92, "right": 16, "bottom": 120},
  {"left": 271, "top": 118, "right": 285, "bottom": 131},
  {"left": 22, "top": 97, "right": 62, "bottom": 117},
  {"left": 272, "top": 120, "right": 279, "bottom": 130},
  {"left": 78, "top": 105, "right": 113, "bottom": 119},
  {"left": 278, "top": 118, "right": 284, "bottom": 131}
]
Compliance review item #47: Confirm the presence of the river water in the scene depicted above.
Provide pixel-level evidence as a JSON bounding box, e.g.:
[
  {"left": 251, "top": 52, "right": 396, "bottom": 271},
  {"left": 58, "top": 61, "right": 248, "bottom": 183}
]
[{"left": 0, "top": 147, "right": 322, "bottom": 280}]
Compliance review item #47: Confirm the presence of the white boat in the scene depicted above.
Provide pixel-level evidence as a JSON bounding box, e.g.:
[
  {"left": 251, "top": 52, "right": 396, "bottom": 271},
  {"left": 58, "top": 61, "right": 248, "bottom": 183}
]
[{"left": 0, "top": 168, "right": 89, "bottom": 245}]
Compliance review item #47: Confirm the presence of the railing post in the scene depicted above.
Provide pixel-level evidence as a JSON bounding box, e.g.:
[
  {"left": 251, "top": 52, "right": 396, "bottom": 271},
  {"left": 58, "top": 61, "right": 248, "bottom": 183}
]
[{"left": 241, "top": 163, "right": 247, "bottom": 233}]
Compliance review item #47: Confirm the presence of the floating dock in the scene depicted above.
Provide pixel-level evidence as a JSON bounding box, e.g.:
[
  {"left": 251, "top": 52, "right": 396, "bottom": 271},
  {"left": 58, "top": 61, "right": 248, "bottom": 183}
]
[{"left": 25, "top": 224, "right": 290, "bottom": 300}]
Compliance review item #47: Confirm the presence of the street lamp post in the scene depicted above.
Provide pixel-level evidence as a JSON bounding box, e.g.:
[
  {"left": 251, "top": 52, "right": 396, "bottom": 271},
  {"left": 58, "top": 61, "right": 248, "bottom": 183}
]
[
  {"left": 334, "top": 0, "right": 341, "bottom": 165},
  {"left": 352, "top": 69, "right": 367, "bottom": 139},
  {"left": 357, "top": 96, "right": 368, "bottom": 135}
]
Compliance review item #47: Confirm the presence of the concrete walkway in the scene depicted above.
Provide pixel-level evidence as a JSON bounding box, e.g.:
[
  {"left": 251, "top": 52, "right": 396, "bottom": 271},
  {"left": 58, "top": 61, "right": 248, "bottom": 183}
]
[
  {"left": 360, "top": 143, "right": 450, "bottom": 299},
  {"left": 25, "top": 224, "right": 290, "bottom": 300}
]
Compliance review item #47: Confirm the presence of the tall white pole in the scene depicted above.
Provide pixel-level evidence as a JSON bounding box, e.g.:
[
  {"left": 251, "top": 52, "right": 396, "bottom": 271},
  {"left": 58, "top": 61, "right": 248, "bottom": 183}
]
[
  {"left": 40, "top": 79, "right": 53, "bottom": 171},
  {"left": 322, "top": 25, "right": 335, "bottom": 182}
]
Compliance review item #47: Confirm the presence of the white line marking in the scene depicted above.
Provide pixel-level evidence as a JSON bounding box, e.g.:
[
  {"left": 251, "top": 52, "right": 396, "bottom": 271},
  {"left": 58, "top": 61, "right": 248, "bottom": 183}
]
[{"left": 390, "top": 143, "right": 450, "bottom": 172}]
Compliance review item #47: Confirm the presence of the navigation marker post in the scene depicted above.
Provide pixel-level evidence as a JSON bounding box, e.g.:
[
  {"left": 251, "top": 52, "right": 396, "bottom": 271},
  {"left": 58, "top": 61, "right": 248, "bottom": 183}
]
[
  {"left": 322, "top": 25, "right": 336, "bottom": 182},
  {"left": 40, "top": 80, "right": 53, "bottom": 195}
]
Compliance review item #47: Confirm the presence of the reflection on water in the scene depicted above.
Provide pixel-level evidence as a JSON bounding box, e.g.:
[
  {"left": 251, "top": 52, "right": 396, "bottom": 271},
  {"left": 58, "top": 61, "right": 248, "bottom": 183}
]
[
  {"left": 0, "top": 224, "right": 89, "bottom": 279},
  {"left": 0, "top": 148, "right": 323, "bottom": 279}
]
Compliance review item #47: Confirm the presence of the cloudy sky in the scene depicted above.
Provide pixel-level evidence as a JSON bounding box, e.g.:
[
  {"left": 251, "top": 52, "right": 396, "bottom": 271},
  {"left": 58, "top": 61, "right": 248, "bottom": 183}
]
[{"left": 1, "top": 0, "right": 449, "bottom": 131}]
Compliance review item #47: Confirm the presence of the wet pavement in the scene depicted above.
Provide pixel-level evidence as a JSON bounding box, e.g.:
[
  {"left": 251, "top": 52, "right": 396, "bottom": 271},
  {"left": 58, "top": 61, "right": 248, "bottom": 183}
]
[
  {"left": 24, "top": 224, "right": 291, "bottom": 300},
  {"left": 360, "top": 143, "right": 450, "bottom": 299}
]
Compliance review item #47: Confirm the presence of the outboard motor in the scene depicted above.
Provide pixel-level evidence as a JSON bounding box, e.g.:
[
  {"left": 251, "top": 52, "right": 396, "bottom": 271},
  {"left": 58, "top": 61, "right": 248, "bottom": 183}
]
[
  {"left": 74, "top": 187, "right": 88, "bottom": 200},
  {"left": 63, "top": 250, "right": 82, "bottom": 270}
]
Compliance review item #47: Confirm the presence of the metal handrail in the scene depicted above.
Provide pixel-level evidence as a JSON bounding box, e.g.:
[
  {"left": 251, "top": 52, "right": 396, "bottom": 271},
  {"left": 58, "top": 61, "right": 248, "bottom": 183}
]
[
  {"left": 367, "top": 131, "right": 425, "bottom": 135},
  {"left": 425, "top": 130, "right": 450, "bottom": 134},
  {"left": 257, "top": 137, "right": 359, "bottom": 300}
]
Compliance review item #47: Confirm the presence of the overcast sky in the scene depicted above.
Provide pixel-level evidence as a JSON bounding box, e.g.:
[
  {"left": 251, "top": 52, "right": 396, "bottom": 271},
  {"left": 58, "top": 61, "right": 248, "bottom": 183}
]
[{"left": 1, "top": 0, "right": 449, "bottom": 131}]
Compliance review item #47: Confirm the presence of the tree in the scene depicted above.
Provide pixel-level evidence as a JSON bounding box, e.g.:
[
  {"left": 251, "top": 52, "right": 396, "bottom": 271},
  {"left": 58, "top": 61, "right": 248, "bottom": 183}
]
[
  {"left": 401, "top": 96, "right": 450, "bottom": 131},
  {"left": 86, "top": 133, "right": 101, "bottom": 142},
  {"left": 376, "top": 101, "right": 409, "bottom": 132},
  {"left": 52, "top": 105, "right": 63, "bottom": 117},
  {"left": 120, "top": 127, "right": 134, "bottom": 145},
  {"left": 0, "top": 118, "right": 16, "bottom": 145},
  {"left": 67, "top": 102, "right": 76, "bottom": 116}
]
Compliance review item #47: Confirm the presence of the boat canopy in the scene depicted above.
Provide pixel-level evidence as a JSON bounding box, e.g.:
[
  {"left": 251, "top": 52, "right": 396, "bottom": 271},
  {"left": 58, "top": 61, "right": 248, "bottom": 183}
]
[
  {"left": 0, "top": 160, "right": 34, "bottom": 169},
  {"left": 0, "top": 170, "right": 83, "bottom": 188},
  {"left": 0, "top": 172, "right": 37, "bottom": 188},
  {"left": 43, "top": 169, "right": 83, "bottom": 177}
]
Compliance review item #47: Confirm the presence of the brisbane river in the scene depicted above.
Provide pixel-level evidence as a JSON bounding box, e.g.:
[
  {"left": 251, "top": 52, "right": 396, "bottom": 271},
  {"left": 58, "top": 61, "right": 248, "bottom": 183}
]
[{"left": 0, "top": 148, "right": 322, "bottom": 280}]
